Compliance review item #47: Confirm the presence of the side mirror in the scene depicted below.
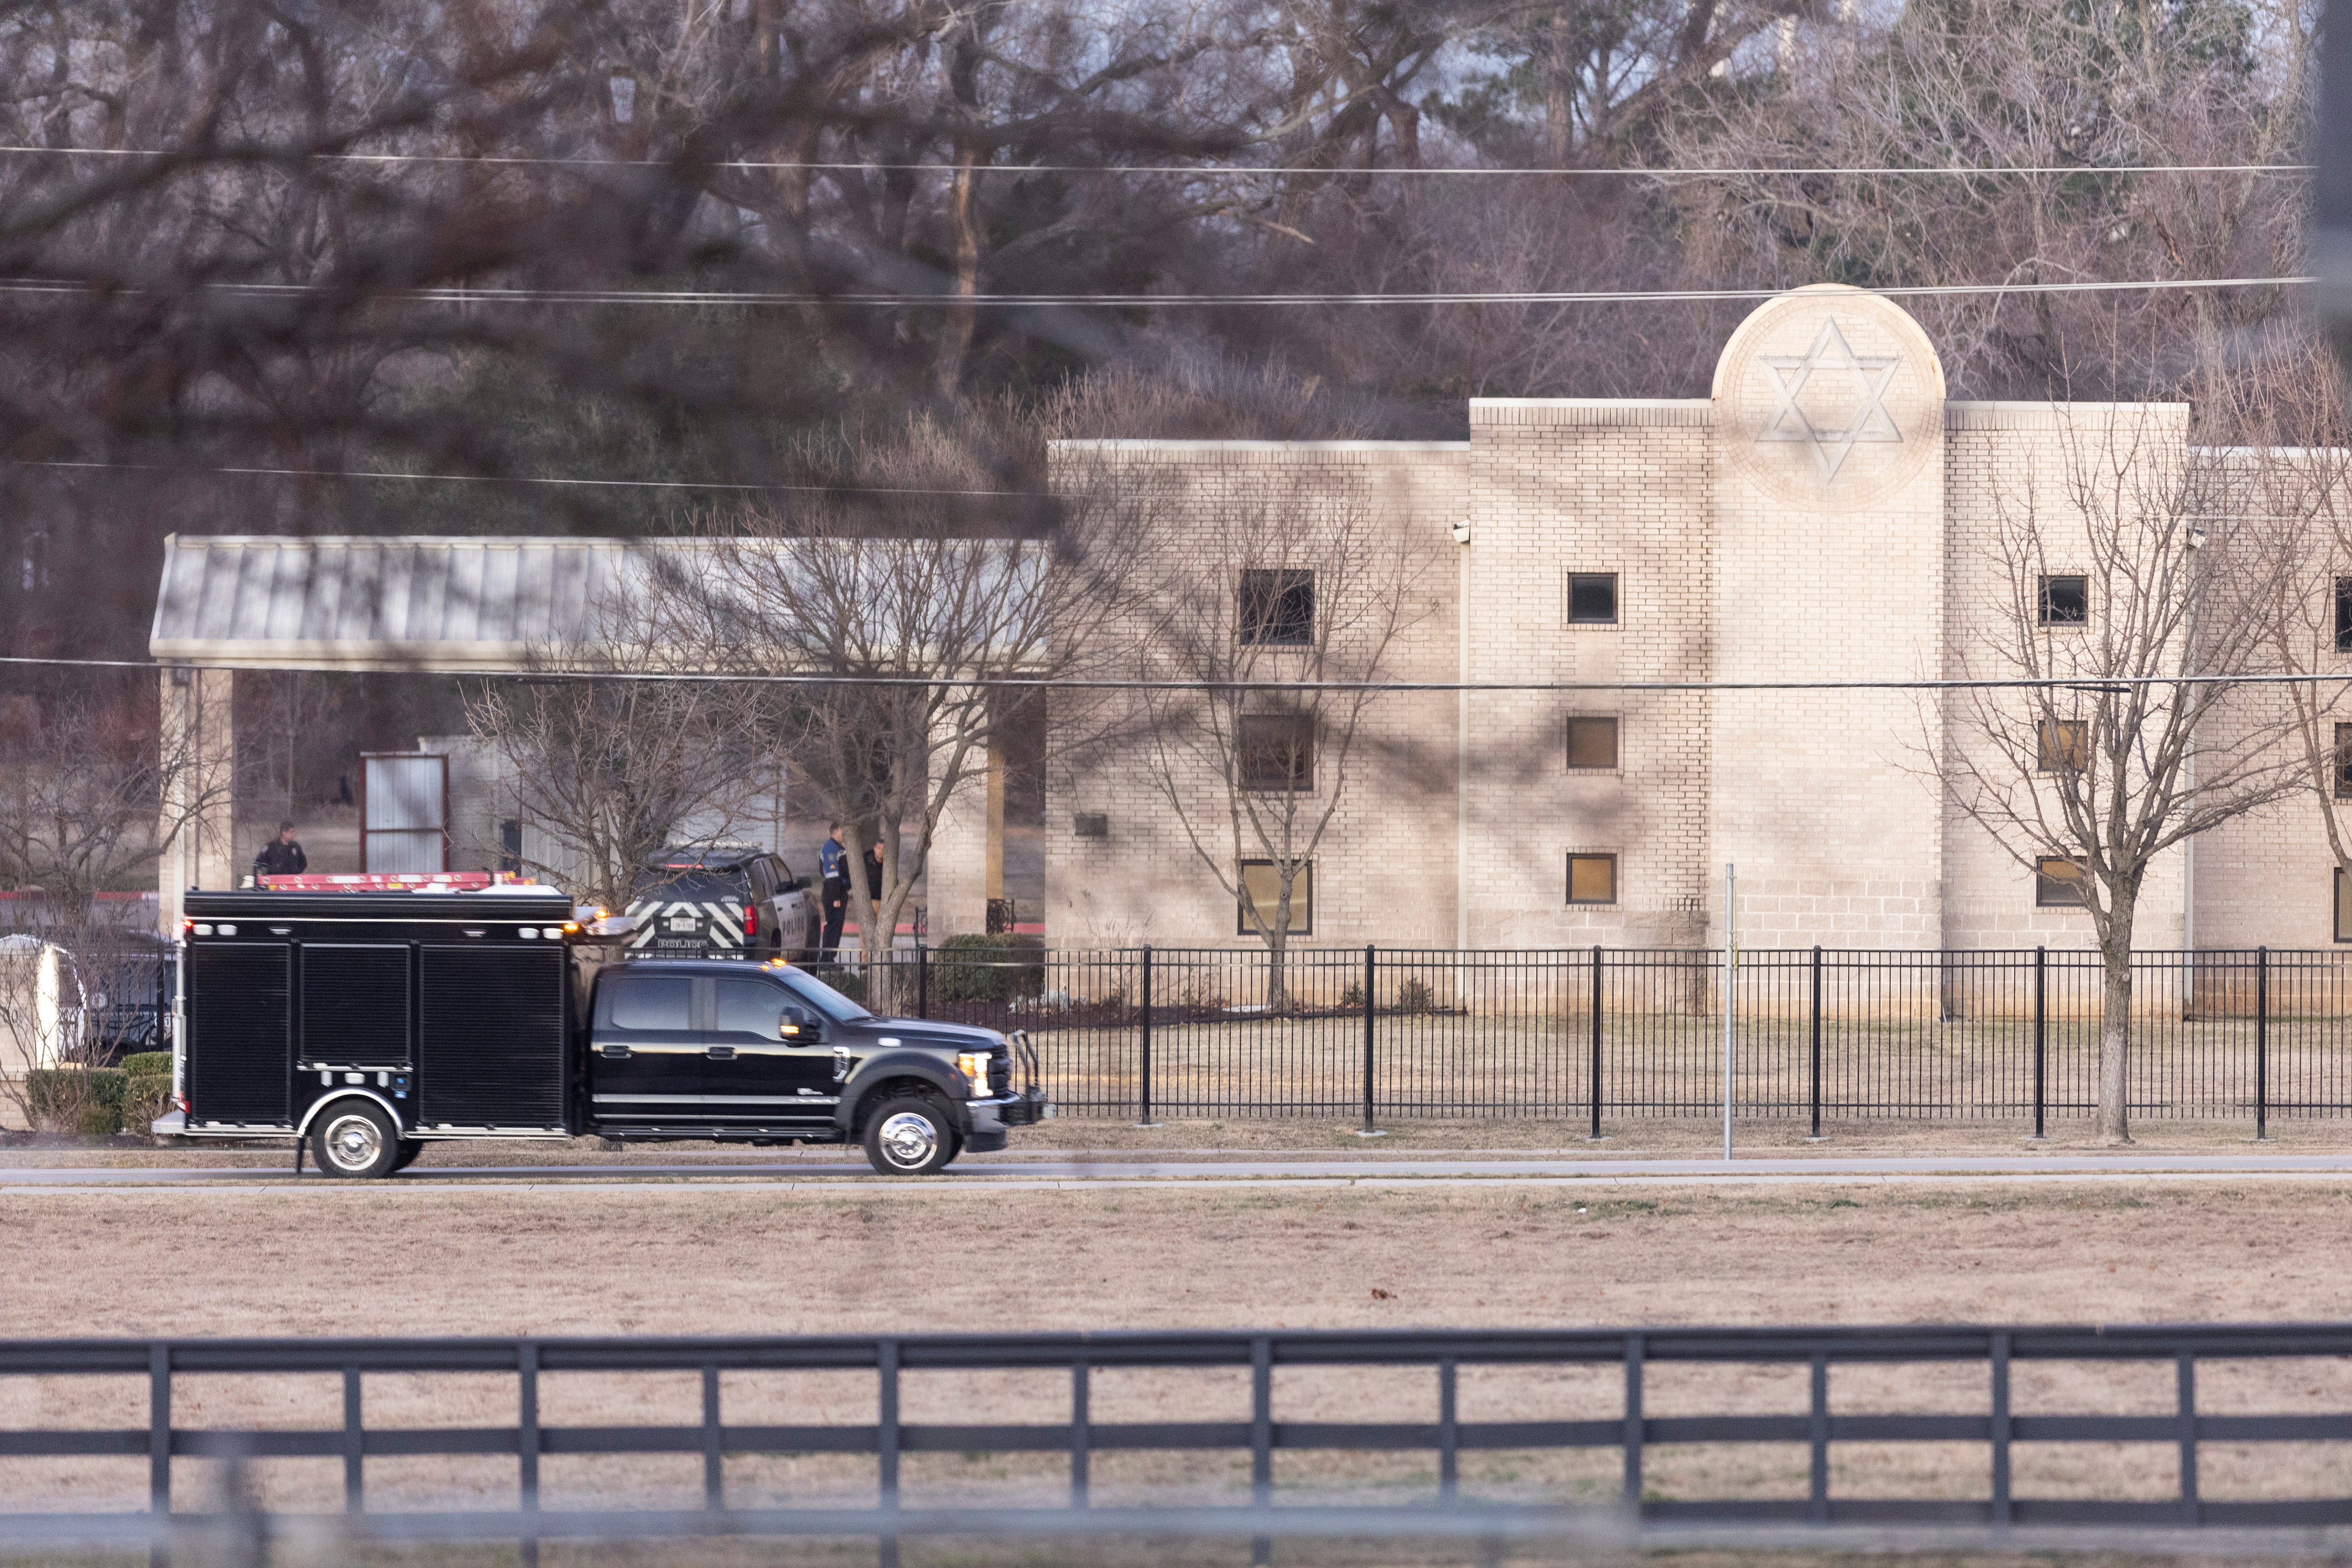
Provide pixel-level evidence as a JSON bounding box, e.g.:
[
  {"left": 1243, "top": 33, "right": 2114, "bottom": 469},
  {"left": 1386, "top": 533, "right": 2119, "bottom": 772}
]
[{"left": 779, "top": 1014, "right": 808, "bottom": 1039}]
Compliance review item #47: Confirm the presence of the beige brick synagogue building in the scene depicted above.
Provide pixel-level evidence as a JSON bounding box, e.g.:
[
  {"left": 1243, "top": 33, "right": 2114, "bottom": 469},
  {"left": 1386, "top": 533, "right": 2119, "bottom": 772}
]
[{"left": 1040, "top": 284, "right": 2340, "bottom": 955}]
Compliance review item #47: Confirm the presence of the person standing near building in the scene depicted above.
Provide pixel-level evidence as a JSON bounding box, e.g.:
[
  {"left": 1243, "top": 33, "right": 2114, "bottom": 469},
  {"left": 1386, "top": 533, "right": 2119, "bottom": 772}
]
[
  {"left": 863, "top": 837, "right": 886, "bottom": 909},
  {"left": 253, "top": 820, "right": 307, "bottom": 883},
  {"left": 817, "top": 822, "right": 850, "bottom": 961}
]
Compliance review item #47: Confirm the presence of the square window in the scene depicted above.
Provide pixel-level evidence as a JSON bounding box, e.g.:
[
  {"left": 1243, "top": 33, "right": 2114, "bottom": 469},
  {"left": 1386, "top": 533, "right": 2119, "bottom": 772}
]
[
  {"left": 1239, "top": 570, "right": 1314, "bottom": 646},
  {"left": 1566, "top": 852, "right": 1618, "bottom": 906},
  {"left": 1568, "top": 573, "right": 1618, "bottom": 625},
  {"left": 2337, "top": 578, "right": 2352, "bottom": 653},
  {"left": 1566, "top": 716, "right": 1619, "bottom": 770},
  {"left": 2038, "top": 719, "right": 2088, "bottom": 771},
  {"left": 2036, "top": 857, "right": 2087, "bottom": 907},
  {"left": 1237, "top": 713, "right": 1315, "bottom": 792},
  {"left": 2039, "top": 575, "right": 2088, "bottom": 626},
  {"left": 2338, "top": 867, "right": 2352, "bottom": 943},
  {"left": 1238, "top": 860, "right": 1311, "bottom": 936},
  {"left": 1073, "top": 812, "right": 1109, "bottom": 839}
]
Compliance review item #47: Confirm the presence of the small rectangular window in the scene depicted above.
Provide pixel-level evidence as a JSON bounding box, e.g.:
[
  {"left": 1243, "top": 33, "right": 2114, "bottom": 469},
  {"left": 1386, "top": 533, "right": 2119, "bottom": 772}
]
[
  {"left": 1239, "top": 569, "right": 1314, "bottom": 646},
  {"left": 1238, "top": 713, "right": 1315, "bottom": 792},
  {"left": 2036, "top": 857, "right": 2087, "bottom": 907},
  {"left": 1073, "top": 812, "right": 1109, "bottom": 839},
  {"left": 2039, "top": 574, "right": 2089, "bottom": 626},
  {"left": 1566, "top": 716, "right": 1619, "bottom": 770},
  {"left": 2338, "top": 867, "right": 2352, "bottom": 942},
  {"left": 1568, "top": 573, "right": 1618, "bottom": 625},
  {"left": 1566, "top": 852, "right": 1618, "bottom": 906},
  {"left": 2337, "top": 725, "right": 2352, "bottom": 800},
  {"left": 1238, "top": 860, "right": 1311, "bottom": 936},
  {"left": 2337, "top": 578, "right": 2352, "bottom": 652},
  {"left": 2038, "top": 719, "right": 2088, "bottom": 771}
]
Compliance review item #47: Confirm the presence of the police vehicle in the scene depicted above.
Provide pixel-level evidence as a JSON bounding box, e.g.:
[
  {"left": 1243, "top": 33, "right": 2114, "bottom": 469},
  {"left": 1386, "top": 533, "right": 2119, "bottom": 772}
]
[
  {"left": 625, "top": 844, "right": 820, "bottom": 961},
  {"left": 154, "top": 885, "right": 1046, "bottom": 1177}
]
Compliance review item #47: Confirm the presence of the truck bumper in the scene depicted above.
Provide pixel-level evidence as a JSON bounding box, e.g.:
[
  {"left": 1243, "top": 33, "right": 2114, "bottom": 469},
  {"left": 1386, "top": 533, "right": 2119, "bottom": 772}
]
[{"left": 962, "top": 1089, "right": 1052, "bottom": 1151}]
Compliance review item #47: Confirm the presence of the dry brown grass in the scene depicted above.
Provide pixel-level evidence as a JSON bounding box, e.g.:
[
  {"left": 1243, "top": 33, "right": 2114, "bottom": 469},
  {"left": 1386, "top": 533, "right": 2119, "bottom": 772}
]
[{"left": 4, "top": 1181, "right": 2351, "bottom": 1523}]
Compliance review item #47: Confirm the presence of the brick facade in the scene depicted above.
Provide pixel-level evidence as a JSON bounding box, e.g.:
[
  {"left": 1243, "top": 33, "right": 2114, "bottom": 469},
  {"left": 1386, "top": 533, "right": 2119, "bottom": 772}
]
[{"left": 1042, "top": 286, "right": 2335, "bottom": 953}]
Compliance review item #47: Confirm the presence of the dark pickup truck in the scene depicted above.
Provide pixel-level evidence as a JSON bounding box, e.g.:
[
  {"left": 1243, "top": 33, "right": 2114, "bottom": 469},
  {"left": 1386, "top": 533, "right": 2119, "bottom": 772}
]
[{"left": 156, "top": 889, "right": 1047, "bottom": 1178}]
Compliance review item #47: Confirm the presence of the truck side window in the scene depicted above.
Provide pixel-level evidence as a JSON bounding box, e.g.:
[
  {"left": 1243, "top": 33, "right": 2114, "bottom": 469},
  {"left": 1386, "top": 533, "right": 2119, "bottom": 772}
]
[
  {"left": 607, "top": 976, "right": 692, "bottom": 1033},
  {"left": 713, "top": 977, "right": 803, "bottom": 1039}
]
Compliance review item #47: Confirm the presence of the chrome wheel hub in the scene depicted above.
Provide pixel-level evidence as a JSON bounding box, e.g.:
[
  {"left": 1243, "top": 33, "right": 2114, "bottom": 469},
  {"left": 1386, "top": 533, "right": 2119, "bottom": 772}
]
[
  {"left": 877, "top": 1111, "right": 938, "bottom": 1169},
  {"left": 323, "top": 1114, "right": 382, "bottom": 1173}
]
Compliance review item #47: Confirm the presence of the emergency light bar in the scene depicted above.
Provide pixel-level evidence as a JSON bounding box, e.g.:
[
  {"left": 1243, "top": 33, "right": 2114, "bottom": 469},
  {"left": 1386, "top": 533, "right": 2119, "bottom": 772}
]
[{"left": 258, "top": 872, "right": 498, "bottom": 891}]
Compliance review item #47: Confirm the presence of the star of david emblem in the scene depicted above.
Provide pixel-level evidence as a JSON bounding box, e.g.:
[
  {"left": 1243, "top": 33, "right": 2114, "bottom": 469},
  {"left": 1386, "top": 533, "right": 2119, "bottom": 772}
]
[{"left": 1756, "top": 319, "right": 1902, "bottom": 481}]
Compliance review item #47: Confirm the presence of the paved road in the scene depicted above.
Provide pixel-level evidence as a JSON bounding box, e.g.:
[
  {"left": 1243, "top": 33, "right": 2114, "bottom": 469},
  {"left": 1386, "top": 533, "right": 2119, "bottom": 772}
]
[{"left": 6, "top": 1151, "right": 2352, "bottom": 1191}]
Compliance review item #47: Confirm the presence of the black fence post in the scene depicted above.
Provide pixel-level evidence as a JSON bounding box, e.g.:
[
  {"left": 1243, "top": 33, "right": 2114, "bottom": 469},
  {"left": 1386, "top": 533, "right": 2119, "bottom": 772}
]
[
  {"left": 1808, "top": 946, "right": 1824, "bottom": 1141},
  {"left": 1361, "top": 943, "right": 1377, "bottom": 1135},
  {"left": 2256, "top": 945, "right": 2270, "bottom": 1142},
  {"left": 1137, "top": 946, "right": 1155, "bottom": 1128},
  {"left": 1589, "top": 945, "right": 1604, "bottom": 1140},
  {"left": 916, "top": 942, "right": 929, "bottom": 1021},
  {"left": 2033, "top": 946, "right": 2047, "bottom": 1140}
]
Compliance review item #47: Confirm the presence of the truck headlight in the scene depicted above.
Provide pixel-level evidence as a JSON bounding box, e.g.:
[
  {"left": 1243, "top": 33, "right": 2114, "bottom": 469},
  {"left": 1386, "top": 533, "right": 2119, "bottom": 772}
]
[{"left": 956, "top": 1051, "right": 991, "bottom": 1097}]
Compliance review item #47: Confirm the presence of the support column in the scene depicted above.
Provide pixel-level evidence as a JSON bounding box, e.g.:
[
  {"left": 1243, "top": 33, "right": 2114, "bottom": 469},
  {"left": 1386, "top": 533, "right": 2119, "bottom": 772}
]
[
  {"left": 158, "top": 667, "right": 236, "bottom": 933},
  {"left": 926, "top": 713, "right": 991, "bottom": 940}
]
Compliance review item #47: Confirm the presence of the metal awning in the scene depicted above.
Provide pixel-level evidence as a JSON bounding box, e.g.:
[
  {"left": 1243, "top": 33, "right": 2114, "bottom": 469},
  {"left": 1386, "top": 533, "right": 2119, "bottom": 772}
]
[{"left": 148, "top": 534, "right": 1042, "bottom": 672}]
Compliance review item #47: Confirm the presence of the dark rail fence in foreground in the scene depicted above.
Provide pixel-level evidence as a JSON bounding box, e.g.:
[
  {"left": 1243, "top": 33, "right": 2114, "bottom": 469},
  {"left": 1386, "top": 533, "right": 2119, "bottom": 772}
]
[
  {"left": 6, "top": 1325, "right": 2352, "bottom": 1566},
  {"left": 846, "top": 944, "right": 2352, "bottom": 1128}
]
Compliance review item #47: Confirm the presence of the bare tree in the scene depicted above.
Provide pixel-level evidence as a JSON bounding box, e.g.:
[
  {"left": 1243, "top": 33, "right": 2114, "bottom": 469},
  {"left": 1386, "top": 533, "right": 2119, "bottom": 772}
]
[
  {"left": 657, "top": 410, "right": 1149, "bottom": 989},
  {"left": 1938, "top": 414, "right": 2317, "bottom": 1142},
  {"left": 0, "top": 675, "right": 230, "bottom": 925},
  {"left": 1125, "top": 477, "right": 1437, "bottom": 1007},
  {"left": 463, "top": 658, "right": 760, "bottom": 915}
]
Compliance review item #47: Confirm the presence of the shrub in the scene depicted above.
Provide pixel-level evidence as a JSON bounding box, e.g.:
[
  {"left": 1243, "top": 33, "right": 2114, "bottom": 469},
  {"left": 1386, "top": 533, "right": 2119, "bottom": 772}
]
[
  {"left": 930, "top": 933, "right": 1045, "bottom": 1003},
  {"left": 122, "top": 1052, "right": 174, "bottom": 1129},
  {"left": 25, "top": 1068, "right": 130, "bottom": 1136},
  {"left": 1394, "top": 978, "right": 1440, "bottom": 1014},
  {"left": 122, "top": 1052, "right": 172, "bottom": 1079}
]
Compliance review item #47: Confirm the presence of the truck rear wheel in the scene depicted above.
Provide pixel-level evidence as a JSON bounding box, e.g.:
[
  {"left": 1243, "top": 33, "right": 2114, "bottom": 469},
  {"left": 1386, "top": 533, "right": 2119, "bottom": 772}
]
[
  {"left": 862, "top": 1095, "right": 959, "bottom": 1176},
  {"left": 311, "top": 1100, "right": 399, "bottom": 1180}
]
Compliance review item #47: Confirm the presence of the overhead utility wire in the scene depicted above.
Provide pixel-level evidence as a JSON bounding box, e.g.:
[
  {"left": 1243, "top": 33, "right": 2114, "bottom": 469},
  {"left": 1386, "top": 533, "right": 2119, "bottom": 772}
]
[
  {"left": 5, "top": 653, "right": 2348, "bottom": 693},
  {"left": 0, "top": 274, "right": 2308, "bottom": 309},
  {"left": 0, "top": 145, "right": 2312, "bottom": 177},
  {"left": 15, "top": 459, "right": 1029, "bottom": 499}
]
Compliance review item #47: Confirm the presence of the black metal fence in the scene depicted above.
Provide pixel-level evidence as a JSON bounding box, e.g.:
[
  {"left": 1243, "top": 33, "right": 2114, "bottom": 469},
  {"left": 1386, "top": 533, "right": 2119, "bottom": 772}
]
[
  {"left": 838, "top": 944, "right": 2352, "bottom": 1127},
  {"left": 5, "top": 1324, "right": 2352, "bottom": 1564}
]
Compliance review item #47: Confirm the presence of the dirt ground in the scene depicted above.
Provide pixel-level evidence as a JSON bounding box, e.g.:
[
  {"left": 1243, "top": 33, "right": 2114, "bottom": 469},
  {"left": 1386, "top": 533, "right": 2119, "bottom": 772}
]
[{"left": 6, "top": 1180, "right": 2352, "bottom": 1557}]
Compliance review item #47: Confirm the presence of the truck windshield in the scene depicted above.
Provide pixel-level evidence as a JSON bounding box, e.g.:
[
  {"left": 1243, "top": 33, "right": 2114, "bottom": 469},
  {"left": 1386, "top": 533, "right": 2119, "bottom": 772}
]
[{"left": 782, "top": 970, "right": 874, "bottom": 1024}]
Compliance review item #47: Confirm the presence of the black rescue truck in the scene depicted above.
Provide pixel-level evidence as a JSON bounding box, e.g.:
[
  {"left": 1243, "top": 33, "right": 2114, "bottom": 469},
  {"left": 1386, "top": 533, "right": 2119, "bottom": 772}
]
[{"left": 157, "top": 888, "right": 1047, "bottom": 1178}]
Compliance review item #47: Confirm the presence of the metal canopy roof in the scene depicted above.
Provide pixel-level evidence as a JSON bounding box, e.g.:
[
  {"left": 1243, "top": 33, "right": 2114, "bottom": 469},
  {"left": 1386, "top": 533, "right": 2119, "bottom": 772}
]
[{"left": 149, "top": 534, "right": 1042, "bottom": 672}]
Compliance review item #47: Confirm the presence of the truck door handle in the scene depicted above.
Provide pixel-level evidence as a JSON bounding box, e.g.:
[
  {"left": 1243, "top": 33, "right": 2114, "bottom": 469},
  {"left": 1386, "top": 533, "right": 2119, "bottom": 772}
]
[
  {"left": 599, "top": 1044, "right": 630, "bottom": 1060},
  {"left": 705, "top": 1046, "right": 736, "bottom": 1061}
]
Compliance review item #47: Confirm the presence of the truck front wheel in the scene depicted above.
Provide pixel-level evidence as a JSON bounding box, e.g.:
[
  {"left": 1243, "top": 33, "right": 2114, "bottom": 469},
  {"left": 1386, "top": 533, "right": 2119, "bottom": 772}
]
[
  {"left": 311, "top": 1100, "right": 400, "bottom": 1179},
  {"left": 862, "top": 1095, "right": 959, "bottom": 1176}
]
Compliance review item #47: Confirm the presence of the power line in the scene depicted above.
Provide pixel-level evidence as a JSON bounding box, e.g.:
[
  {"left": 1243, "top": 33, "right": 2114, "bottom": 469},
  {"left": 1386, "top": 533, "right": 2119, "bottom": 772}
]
[
  {"left": 0, "top": 274, "right": 2309, "bottom": 309},
  {"left": 0, "top": 144, "right": 2313, "bottom": 178},
  {"left": 16, "top": 459, "right": 1031, "bottom": 499},
  {"left": 5, "top": 652, "right": 2348, "bottom": 692}
]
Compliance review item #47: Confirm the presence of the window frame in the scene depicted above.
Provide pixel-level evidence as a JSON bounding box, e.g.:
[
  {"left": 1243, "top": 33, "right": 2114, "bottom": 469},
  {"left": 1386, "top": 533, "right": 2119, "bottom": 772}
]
[
  {"left": 2037, "top": 719, "right": 2089, "bottom": 772},
  {"left": 1567, "top": 572, "right": 1619, "bottom": 626},
  {"left": 2035, "top": 857, "right": 2088, "bottom": 908},
  {"left": 1236, "top": 711, "right": 1317, "bottom": 793},
  {"left": 1565, "top": 851, "right": 1619, "bottom": 906},
  {"left": 2337, "top": 867, "right": 2352, "bottom": 944},
  {"left": 2336, "top": 724, "right": 2352, "bottom": 801},
  {"left": 2336, "top": 577, "right": 2352, "bottom": 653},
  {"left": 1565, "top": 715, "right": 1620, "bottom": 771},
  {"left": 1237, "top": 859, "right": 1312, "bottom": 937},
  {"left": 2038, "top": 573, "right": 2089, "bottom": 628},
  {"left": 1238, "top": 568, "right": 1316, "bottom": 647}
]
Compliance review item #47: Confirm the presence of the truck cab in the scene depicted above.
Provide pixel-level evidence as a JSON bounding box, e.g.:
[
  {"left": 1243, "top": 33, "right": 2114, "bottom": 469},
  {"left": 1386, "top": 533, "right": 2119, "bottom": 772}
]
[{"left": 589, "top": 960, "right": 1043, "bottom": 1173}]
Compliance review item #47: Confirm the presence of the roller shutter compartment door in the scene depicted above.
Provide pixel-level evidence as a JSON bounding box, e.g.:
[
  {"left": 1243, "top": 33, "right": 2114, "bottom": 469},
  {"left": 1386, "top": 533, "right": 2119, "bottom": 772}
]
[
  {"left": 418, "top": 946, "right": 566, "bottom": 1127},
  {"left": 188, "top": 944, "right": 290, "bottom": 1124},
  {"left": 300, "top": 945, "right": 412, "bottom": 1066}
]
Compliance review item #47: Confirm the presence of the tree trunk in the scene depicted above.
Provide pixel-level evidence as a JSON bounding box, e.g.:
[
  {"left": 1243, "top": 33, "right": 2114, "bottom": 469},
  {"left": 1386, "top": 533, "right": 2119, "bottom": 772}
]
[
  {"left": 1544, "top": 9, "right": 1572, "bottom": 165},
  {"left": 2096, "top": 931, "right": 2134, "bottom": 1144}
]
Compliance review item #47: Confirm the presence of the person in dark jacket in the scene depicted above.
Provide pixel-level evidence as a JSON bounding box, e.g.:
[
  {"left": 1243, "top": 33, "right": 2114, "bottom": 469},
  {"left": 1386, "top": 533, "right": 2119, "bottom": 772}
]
[
  {"left": 863, "top": 838, "right": 886, "bottom": 904},
  {"left": 817, "top": 822, "right": 849, "bottom": 961},
  {"left": 254, "top": 821, "right": 307, "bottom": 881}
]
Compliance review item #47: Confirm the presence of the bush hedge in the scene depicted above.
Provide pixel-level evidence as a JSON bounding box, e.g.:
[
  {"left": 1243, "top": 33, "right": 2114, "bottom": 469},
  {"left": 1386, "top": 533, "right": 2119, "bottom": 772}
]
[
  {"left": 24, "top": 1068, "right": 129, "bottom": 1136},
  {"left": 929, "top": 933, "right": 1045, "bottom": 1004}
]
